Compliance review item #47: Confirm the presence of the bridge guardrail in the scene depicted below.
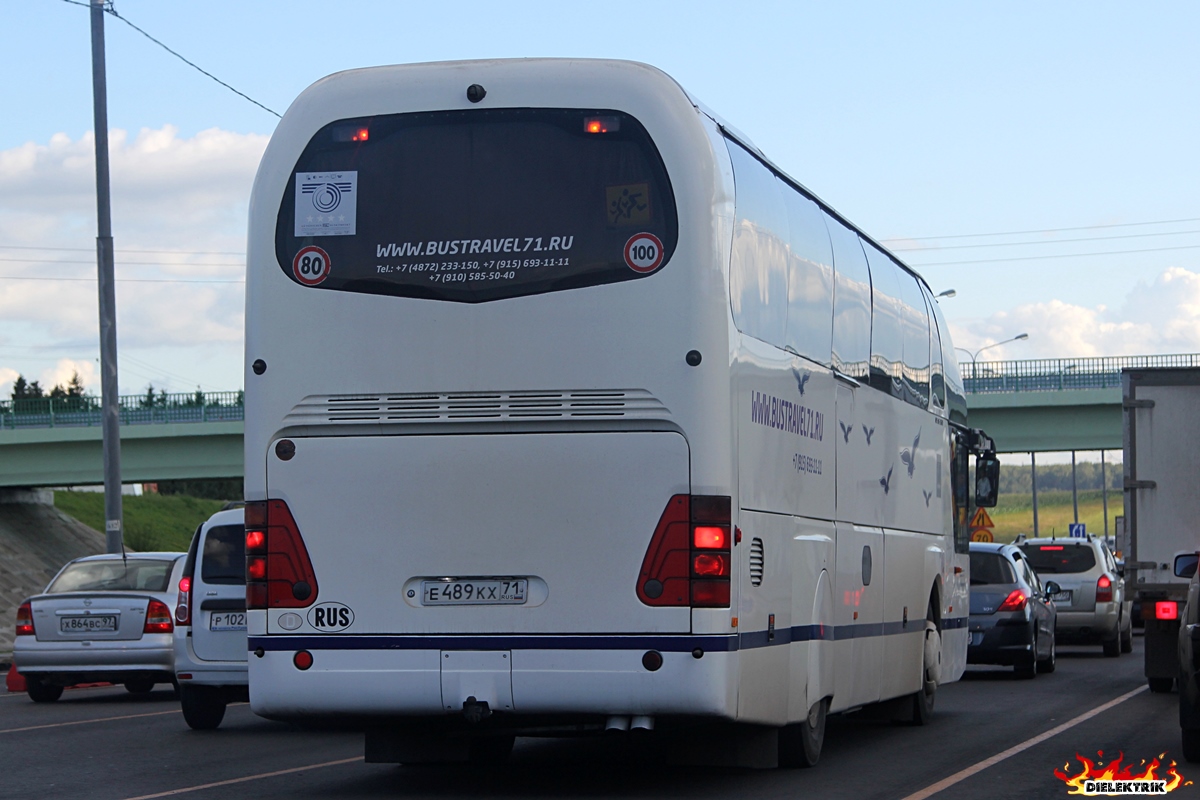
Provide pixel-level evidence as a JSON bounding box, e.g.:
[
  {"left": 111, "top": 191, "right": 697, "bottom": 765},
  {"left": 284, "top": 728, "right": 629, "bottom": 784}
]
[
  {"left": 963, "top": 353, "right": 1200, "bottom": 394},
  {"left": 0, "top": 390, "right": 244, "bottom": 430}
]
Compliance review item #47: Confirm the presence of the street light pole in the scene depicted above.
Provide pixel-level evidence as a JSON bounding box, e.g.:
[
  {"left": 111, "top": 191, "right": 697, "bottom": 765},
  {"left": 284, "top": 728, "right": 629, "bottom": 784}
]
[
  {"left": 955, "top": 333, "right": 1029, "bottom": 383},
  {"left": 90, "top": 0, "right": 123, "bottom": 554}
]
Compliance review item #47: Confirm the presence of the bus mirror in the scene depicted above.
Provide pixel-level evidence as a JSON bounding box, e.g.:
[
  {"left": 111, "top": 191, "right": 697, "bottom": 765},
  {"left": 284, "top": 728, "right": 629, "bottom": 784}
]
[
  {"left": 975, "top": 454, "right": 1000, "bottom": 508},
  {"left": 1175, "top": 553, "right": 1199, "bottom": 580}
]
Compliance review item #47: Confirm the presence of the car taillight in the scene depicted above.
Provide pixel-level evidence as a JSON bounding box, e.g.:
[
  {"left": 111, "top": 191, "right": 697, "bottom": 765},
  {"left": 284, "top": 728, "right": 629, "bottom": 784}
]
[
  {"left": 15, "top": 602, "right": 34, "bottom": 636},
  {"left": 245, "top": 499, "right": 319, "bottom": 610},
  {"left": 637, "top": 495, "right": 731, "bottom": 609},
  {"left": 144, "top": 599, "right": 174, "bottom": 634},
  {"left": 1096, "top": 575, "right": 1113, "bottom": 603},
  {"left": 997, "top": 589, "right": 1028, "bottom": 612},
  {"left": 175, "top": 576, "right": 191, "bottom": 626},
  {"left": 1156, "top": 601, "right": 1179, "bottom": 621}
]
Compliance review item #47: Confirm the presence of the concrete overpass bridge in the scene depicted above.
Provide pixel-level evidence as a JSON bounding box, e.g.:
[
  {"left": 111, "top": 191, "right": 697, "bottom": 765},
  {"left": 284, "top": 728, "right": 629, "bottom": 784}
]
[{"left": 2, "top": 355, "right": 1198, "bottom": 488}]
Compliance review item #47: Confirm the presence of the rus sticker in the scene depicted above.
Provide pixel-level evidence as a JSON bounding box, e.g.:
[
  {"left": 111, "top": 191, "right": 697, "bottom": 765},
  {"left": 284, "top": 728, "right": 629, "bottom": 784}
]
[{"left": 294, "top": 171, "right": 357, "bottom": 237}]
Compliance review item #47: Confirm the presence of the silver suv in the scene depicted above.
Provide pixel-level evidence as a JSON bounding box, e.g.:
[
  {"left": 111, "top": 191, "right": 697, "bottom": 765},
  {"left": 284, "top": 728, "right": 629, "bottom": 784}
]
[
  {"left": 173, "top": 506, "right": 247, "bottom": 729},
  {"left": 1017, "top": 535, "right": 1132, "bottom": 657}
]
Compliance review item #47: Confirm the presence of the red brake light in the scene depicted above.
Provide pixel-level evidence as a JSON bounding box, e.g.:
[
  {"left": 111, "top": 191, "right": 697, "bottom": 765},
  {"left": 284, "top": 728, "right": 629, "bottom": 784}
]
[
  {"left": 637, "top": 495, "right": 732, "bottom": 608},
  {"left": 175, "top": 577, "right": 191, "bottom": 626},
  {"left": 245, "top": 499, "right": 319, "bottom": 610},
  {"left": 15, "top": 602, "right": 34, "bottom": 636},
  {"left": 1157, "top": 601, "right": 1179, "bottom": 621},
  {"left": 293, "top": 650, "right": 314, "bottom": 670},
  {"left": 1096, "top": 575, "right": 1113, "bottom": 603},
  {"left": 352, "top": 128, "right": 368, "bottom": 142},
  {"left": 583, "top": 116, "right": 620, "bottom": 134},
  {"left": 144, "top": 599, "right": 174, "bottom": 634},
  {"left": 997, "top": 589, "right": 1028, "bottom": 612},
  {"left": 693, "top": 526, "right": 727, "bottom": 549},
  {"left": 1040, "top": 545, "right": 1064, "bottom": 551}
]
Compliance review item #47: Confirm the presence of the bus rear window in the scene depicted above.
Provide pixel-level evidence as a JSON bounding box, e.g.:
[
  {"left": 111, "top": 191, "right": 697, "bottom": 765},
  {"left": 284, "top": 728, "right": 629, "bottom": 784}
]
[{"left": 275, "top": 108, "right": 678, "bottom": 303}]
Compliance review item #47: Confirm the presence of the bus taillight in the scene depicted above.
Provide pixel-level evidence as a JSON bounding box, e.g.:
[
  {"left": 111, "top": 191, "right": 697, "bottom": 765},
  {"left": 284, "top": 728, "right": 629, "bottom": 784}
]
[
  {"left": 638, "top": 495, "right": 732, "bottom": 609},
  {"left": 245, "top": 499, "right": 319, "bottom": 610}
]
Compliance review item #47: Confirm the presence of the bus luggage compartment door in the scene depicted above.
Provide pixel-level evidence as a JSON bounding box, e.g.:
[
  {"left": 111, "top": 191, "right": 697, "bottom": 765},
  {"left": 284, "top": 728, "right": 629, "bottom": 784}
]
[{"left": 265, "top": 431, "right": 692, "bottom": 636}]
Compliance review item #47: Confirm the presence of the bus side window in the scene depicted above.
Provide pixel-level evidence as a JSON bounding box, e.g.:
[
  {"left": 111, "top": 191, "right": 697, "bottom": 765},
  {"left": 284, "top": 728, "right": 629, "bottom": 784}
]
[
  {"left": 923, "top": 286, "right": 947, "bottom": 411},
  {"left": 930, "top": 297, "right": 968, "bottom": 426},
  {"left": 897, "top": 271, "right": 931, "bottom": 409},
  {"left": 782, "top": 186, "right": 834, "bottom": 366},
  {"left": 863, "top": 244, "right": 904, "bottom": 399},
  {"left": 727, "top": 142, "right": 789, "bottom": 348},
  {"left": 826, "top": 215, "right": 871, "bottom": 381}
]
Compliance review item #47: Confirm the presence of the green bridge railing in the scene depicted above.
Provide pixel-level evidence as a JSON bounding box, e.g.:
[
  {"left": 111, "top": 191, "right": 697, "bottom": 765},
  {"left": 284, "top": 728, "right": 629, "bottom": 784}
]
[
  {"left": 963, "top": 353, "right": 1200, "bottom": 394},
  {"left": 0, "top": 390, "right": 244, "bottom": 430}
]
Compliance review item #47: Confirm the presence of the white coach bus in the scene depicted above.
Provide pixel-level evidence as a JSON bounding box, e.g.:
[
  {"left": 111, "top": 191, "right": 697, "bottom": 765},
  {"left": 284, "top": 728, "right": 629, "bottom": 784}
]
[{"left": 243, "top": 58, "right": 999, "bottom": 767}]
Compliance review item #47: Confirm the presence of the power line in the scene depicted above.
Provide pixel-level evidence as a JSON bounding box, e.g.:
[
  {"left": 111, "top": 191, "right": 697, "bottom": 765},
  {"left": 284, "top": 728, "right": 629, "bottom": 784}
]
[
  {"left": 908, "top": 243, "right": 1200, "bottom": 268},
  {"left": 0, "top": 276, "right": 244, "bottom": 284},
  {"left": 0, "top": 245, "right": 245, "bottom": 257},
  {"left": 884, "top": 216, "right": 1200, "bottom": 243},
  {"left": 60, "top": 0, "right": 281, "bottom": 118},
  {"left": 891, "top": 228, "right": 1200, "bottom": 252},
  {"left": 0, "top": 257, "right": 241, "bottom": 267}
]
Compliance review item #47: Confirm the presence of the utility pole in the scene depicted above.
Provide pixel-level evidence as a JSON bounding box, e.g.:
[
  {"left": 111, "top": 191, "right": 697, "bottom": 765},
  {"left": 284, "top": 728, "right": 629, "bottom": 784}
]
[{"left": 90, "top": 0, "right": 123, "bottom": 553}]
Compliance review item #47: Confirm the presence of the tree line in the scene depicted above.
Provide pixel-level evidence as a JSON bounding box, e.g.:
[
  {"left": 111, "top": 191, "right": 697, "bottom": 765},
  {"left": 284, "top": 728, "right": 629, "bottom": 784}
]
[{"left": 1000, "top": 461, "right": 1122, "bottom": 493}]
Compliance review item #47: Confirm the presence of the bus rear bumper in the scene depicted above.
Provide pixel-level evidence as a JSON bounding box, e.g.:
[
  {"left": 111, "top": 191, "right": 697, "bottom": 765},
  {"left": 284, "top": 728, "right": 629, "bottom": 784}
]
[{"left": 247, "top": 644, "right": 737, "bottom": 721}]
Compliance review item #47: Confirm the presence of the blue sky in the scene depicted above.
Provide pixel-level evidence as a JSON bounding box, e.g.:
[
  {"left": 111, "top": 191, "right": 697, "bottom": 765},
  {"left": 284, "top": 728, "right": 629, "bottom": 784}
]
[{"left": 2, "top": 1, "right": 1198, "bottom": 395}]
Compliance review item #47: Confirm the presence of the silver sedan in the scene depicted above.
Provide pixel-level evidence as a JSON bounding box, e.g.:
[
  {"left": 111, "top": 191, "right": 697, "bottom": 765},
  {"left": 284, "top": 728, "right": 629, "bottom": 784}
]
[{"left": 14, "top": 552, "right": 185, "bottom": 702}]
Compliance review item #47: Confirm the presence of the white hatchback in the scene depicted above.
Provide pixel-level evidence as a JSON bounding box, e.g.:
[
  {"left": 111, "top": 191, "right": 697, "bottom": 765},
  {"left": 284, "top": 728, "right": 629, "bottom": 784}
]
[{"left": 173, "top": 506, "right": 248, "bottom": 729}]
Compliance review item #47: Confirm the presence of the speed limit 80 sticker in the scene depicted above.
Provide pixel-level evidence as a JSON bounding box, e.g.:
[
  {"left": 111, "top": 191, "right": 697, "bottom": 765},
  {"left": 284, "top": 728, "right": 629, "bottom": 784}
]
[
  {"left": 292, "top": 245, "right": 331, "bottom": 286},
  {"left": 624, "top": 232, "right": 665, "bottom": 273}
]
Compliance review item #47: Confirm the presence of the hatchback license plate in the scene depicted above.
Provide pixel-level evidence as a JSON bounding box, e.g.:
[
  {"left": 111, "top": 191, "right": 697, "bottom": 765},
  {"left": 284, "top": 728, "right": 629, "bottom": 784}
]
[
  {"left": 60, "top": 615, "right": 117, "bottom": 633},
  {"left": 1052, "top": 591, "right": 1072, "bottom": 603},
  {"left": 422, "top": 579, "right": 528, "bottom": 605},
  {"left": 209, "top": 612, "right": 246, "bottom": 631}
]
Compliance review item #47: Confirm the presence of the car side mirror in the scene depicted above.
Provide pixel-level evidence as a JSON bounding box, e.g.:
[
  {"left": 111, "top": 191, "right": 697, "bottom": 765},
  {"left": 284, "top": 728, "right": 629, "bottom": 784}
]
[
  {"left": 975, "top": 454, "right": 1000, "bottom": 508},
  {"left": 1175, "top": 553, "right": 1199, "bottom": 580},
  {"left": 1045, "top": 580, "right": 1061, "bottom": 596}
]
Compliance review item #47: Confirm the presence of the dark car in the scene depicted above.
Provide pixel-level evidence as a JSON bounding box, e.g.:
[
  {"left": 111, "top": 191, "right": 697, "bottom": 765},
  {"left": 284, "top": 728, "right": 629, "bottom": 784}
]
[
  {"left": 1175, "top": 552, "right": 1200, "bottom": 761},
  {"left": 968, "top": 542, "right": 1060, "bottom": 678}
]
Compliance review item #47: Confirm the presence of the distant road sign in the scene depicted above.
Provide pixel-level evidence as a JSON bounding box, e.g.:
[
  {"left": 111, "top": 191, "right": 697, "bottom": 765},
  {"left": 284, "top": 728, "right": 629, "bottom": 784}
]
[
  {"left": 971, "top": 530, "right": 994, "bottom": 543},
  {"left": 970, "top": 508, "right": 995, "bottom": 530},
  {"left": 1069, "top": 523, "right": 1087, "bottom": 538}
]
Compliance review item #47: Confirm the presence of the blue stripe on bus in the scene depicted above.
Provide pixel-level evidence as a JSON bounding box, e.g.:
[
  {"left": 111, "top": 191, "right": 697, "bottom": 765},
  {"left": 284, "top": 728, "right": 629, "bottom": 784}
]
[{"left": 248, "top": 617, "right": 968, "bottom": 653}]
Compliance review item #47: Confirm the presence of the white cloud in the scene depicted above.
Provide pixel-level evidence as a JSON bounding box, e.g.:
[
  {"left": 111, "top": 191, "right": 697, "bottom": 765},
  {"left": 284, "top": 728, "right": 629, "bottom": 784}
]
[
  {"left": 0, "top": 127, "right": 265, "bottom": 393},
  {"left": 949, "top": 267, "right": 1200, "bottom": 360},
  {"left": 39, "top": 358, "right": 97, "bottom": 395}
]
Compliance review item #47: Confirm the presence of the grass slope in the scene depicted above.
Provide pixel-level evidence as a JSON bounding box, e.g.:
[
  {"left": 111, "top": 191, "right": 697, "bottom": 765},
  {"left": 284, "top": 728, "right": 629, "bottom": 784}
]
[
  {"left": 53, "top": 492, "right": 227, "bottom": 553},
  {"left": 986, "top": 489, "right": 1122, "bottom": 543}
]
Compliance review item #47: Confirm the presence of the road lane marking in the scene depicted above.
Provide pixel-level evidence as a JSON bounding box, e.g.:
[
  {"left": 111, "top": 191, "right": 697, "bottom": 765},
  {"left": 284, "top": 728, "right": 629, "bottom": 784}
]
[
  {"left": 119, "top": 757, "right": 364, "bottom": 800},
  {"left": 0, "top": 708, "right": 180, "bottom": 734},
  {"left": 900, "top": 684, "right": 1149, "bottom": 800}
]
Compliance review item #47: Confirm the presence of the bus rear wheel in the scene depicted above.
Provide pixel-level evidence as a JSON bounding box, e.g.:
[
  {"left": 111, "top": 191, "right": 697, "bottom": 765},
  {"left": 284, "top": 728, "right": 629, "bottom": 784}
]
[
  {"left": 910, "top": 617, "right": 939, "bottom": 725},
  {"left": 779, "top": 697, "right": 827, "bottom": 768}
]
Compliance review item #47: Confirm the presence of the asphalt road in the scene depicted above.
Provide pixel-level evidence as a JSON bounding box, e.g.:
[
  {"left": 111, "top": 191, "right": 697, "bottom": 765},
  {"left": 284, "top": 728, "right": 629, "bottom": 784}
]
[{"left": 0, "top": 634, "right": 1191, "bottom": 800}]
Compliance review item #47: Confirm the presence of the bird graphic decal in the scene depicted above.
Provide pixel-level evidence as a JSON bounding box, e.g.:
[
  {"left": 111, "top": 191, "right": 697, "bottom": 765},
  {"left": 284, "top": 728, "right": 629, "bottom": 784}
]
[
  {"left": 900, "top": 428, "right": 922, "bottom": 478},
  {"left": 862, "top": 425, "right": 875, "bottom": 446},
  {"left": 792, "top": 367, "right": 811, "bottom": 396},
  {"left": 923, "top": 489, "right": 932, "bottom": 507},
  {"left": 880, "top": 465, "right": 893, "bottom": 495},
  {"left": 839, "top": 420, "right": 852, "bottom": 443}
]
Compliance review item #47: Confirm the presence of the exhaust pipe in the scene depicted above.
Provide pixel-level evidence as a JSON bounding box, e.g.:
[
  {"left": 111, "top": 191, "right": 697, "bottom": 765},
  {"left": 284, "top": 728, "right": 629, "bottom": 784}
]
[
  {"left": 605, "top": 715, "right": 630, "bottom": 732},
  {"left": 630, "top": 715, "right": 654, "bottom": 731}
]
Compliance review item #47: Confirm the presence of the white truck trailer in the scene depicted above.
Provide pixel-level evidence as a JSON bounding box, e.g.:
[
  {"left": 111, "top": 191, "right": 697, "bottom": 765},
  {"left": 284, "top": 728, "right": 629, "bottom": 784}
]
[{"left": 1123, "top": 367, "right": 1200, "bottom": 692}]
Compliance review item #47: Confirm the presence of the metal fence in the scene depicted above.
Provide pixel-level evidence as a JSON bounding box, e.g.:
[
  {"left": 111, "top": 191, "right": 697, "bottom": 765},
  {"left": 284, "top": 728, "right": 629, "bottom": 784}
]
[
  {"left": 962, "top": 353, "right": 1200, "bottom": 394},
  {"left": 0, "top": 390, "right": 244, "bottom": 430}
]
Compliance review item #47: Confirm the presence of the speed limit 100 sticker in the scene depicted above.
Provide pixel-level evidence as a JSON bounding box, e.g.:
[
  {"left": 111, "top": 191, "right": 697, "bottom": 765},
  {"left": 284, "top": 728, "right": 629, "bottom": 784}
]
[
  {"left": 292, "top": 245, "right": 331, "bottom": 286},
  {"left": 624, "top": 232, "right": 665, "bottom": 273}
]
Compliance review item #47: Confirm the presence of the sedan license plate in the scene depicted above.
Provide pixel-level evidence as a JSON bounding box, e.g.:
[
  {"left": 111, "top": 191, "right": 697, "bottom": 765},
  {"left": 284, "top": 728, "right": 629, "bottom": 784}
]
[
  {"left": 60, "top": 615, "right": 117, "bottom": 633},
  {"left": 422, "top": 579, "right": 528, "bottom": 606},
  {"left": 209, "top": 612, "right": 246, "bottom": 632},
  {"left": 1052, "top": 590, "right": 1072, "bottom": 604}
]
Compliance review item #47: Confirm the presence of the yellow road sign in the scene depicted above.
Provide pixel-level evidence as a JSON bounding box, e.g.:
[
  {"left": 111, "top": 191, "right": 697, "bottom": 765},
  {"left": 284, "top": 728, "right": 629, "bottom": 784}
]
[
  {"left": 969, "top": 507, "right": 994, "bottom": 530},
  {"left": 971, "top": 530, "right": 994, "bottom": 543}
]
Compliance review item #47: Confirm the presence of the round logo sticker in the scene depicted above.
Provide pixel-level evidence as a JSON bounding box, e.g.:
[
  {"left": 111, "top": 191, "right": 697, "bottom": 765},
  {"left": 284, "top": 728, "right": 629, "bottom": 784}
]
[
  {"left": 292, "top": 245, "right": 331, "bottom": 286},
  {"left": 624, "top": 232, "right": 665, "bottom": 273}
]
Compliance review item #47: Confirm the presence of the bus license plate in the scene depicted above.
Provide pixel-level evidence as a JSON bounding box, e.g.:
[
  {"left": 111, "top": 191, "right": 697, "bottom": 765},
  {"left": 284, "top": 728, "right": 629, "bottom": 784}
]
[
  {"left": 209, "top": 612, "right": 247, "bottom": 631},
  {"left": 422, "top": 579, "right": 528, "bottom": 606},
  {"left": 60, "top": 615, "right": 117, "bottom": 633}
]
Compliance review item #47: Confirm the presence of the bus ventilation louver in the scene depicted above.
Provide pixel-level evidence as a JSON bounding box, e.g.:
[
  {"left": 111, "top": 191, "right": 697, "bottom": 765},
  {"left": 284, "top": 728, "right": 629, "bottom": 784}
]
[
  {"left": 637, "top": 495, "right": 732, "bottom": 608},
  {"left": 749, "top": 538, "right": 764, "bottom": 586},
  {"left": 245, "top": 499, "right": 319, "bottom": 610},
  {"left": 282, "top": 389, "right": 669, "bottom": 426}
]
